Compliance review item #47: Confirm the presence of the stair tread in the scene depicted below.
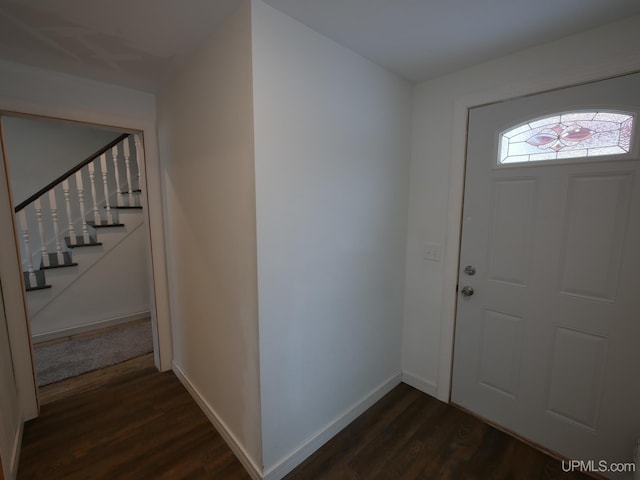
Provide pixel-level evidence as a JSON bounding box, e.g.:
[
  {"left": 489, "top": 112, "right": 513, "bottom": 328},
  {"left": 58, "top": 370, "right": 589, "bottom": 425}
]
[
  {"left": 67, "top": 242, "right": 103, "bottom": 248},
  {"left": 23, "top": 270, "right": 50, "bottom": 291},
  {"left": 111, "top": 206, "right": 143, "bottom": 210},
  {"left": 41, "top": 252, "right": 74, "bottom": 269},
  {"left": 87, "top": 222, "right": 125, "bottom": 228},
  {"left": 26, "top": 284, "right": 52, "bottom": 292},
  {"left": 41, "top": 262, "right": 78, "bottom": 270}
]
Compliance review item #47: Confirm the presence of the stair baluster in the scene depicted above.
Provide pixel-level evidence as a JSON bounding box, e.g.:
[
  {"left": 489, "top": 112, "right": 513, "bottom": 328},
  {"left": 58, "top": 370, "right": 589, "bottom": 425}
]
[
  {"left": 33, "top": 198, "right": 50, "bottom": 267},
  {"left": 87, "top": 162, "right": 101, "bottom": 224},
  {"left": 18, "top": 209, "right": 37, "bottom": 287},
  {"left": 48, "top": 189, "right": 65, "bottom": 264},
  {"left": 75, "top": 171, "right": 92, "bottom": 243},
  {"left": 17, "top": 134, "right": 138, "bottom": 293},
  {"left": 134, "top": 134, "right": 143, "bottom": 199},
  {"left": 62, "top": 179, "right": 76, "bottom": 243},
  {"left": 123, "top": 139, "right": 134, "bottom": 205},
  {"left": 100, "top": 154, "right": 114, "bottom": 224},
  {"left": 111, "top": 145, "right": 123, "bottom": 207}
]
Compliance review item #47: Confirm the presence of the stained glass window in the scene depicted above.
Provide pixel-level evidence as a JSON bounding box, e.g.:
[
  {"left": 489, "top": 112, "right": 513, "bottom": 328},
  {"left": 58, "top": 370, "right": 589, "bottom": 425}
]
[{"left": 498, "top": 111, "right": 635, "bottom": 164}]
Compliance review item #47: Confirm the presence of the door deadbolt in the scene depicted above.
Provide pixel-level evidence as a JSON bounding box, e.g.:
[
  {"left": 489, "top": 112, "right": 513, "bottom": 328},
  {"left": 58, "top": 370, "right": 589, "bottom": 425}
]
[{"left": 464, "top": 265, "right": 476, "bottom": 276}]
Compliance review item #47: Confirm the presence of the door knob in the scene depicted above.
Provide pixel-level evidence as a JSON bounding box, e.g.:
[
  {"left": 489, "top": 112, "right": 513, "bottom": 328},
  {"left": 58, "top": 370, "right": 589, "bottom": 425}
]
[{"left": 460, "top": 286, "right": 474, "bottom": 297}]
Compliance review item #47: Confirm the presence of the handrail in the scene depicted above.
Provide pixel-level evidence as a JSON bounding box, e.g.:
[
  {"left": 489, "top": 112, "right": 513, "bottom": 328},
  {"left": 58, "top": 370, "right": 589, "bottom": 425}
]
[{"left": 14, "top": 133, "right": 130, "bottom": 213}]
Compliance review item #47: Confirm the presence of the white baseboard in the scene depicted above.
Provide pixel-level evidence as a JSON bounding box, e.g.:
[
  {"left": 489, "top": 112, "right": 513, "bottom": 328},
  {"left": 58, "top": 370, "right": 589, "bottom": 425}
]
[
  {"left": 401, "top": 370, "right": 438, "bottom": 398},
  {"left": 169, "top": 368, "right": 428, "bottom": 480},
  {"left": 172, "top": 361, "right": 263, "bottom": 480},
  {"left": 32, "top": 311, "right": 151, "bottom": 344},
  {"left": 263, "top": 371, "right": 402, "bottom": 480}
]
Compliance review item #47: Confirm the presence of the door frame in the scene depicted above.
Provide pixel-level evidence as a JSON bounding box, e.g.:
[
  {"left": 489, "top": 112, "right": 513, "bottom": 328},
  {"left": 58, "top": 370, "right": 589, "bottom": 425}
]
[
  {"left": 438, "top": 55, "right": 640, "bottom": 403},
  {"left": 0, "top": 97, "right": 173, "bottom": 420}
]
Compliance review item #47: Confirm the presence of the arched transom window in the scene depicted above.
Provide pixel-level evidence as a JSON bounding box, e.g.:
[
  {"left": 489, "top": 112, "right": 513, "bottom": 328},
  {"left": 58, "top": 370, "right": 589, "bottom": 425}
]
[{"left": 498, "top": 111, "right": 635, "bottom": 164}]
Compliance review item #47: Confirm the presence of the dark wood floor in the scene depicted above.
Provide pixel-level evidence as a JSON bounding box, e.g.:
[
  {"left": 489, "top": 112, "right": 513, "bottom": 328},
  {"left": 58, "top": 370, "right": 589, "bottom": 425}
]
[
  {"left": 18, "top": 355, "right": 250, "bottom": 480},
  {"left": 19, "top": 358, "right": 592, "bottom": 480},
  {"left": 286, "top": 384, "right": 591, "bottom": 480},
  {"left": 37, "top": 352, "right": 156, "bottom": 406}
]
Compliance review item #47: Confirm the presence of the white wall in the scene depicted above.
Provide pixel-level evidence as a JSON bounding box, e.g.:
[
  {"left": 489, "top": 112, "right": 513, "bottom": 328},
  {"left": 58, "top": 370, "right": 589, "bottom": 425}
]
[
  {"left": 28, "top": 214, "right": 150, "bottom": 339},
  {"left": 251, "top": 1, "right": 411, "bottom": 475},
  {"left": 0, "top": 59, "right": 155, "bottom": 123},
  {"left": 156, "top": 1, "right": 262, "bottom": 474},
  {"left": 402, "top": 15, "right": 640, "bottom": 398},
  {"left": 3, "top": 116, "right": 119, "bottom": 205}
]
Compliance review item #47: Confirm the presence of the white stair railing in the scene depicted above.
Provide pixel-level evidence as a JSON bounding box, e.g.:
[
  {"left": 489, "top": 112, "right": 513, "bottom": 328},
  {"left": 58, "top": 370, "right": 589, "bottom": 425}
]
[
  {"left": 75, "top": 171, "right": 92, "bottom": 244},
  {"left": 123, "top": 138, "right": 134, "bottom": 205},
  {"left": 100, "top": 154, "right": 114, "bottom": 224},
  {"left": 87, "top": 162, "right": 101, "bottom": 225},
  {"left": 48, "top": 189, "right": 65, "bottom": 265},
  {"left": 14, "top": 133, "right": 143, "bottom": 290},
  {"left": 111, "top": 144, "right": 123, "bottom": 207},
  {"left": 134, "top": 134, "right": 144, "bottom": 204},
  {"left": 62, "top": 180, "right": 76, "bottom": 244},
  {"left": 18, "top": 209, "right": 37, "bottom": 287},
  {"left": 33, "top": 199, "right": 49, "bottom": 267}
]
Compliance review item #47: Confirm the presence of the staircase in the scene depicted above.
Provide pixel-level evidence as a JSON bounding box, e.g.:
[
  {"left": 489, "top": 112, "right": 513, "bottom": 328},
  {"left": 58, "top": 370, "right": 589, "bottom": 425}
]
[{"left": 15, "top": 134, "right": 145, "bottom": 297}]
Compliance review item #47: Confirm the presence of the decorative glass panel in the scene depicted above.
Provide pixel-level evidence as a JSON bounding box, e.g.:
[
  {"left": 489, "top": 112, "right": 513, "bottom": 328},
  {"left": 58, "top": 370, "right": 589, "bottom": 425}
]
[{"left": 498, "top": 111, "right": 635, "bottom": 164}]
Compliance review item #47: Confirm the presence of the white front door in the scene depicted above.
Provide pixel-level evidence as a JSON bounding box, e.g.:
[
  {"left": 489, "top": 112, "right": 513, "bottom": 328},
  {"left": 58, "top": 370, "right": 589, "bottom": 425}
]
[{"left": 452, "top": 73, "right": 640, "bottom": 477}]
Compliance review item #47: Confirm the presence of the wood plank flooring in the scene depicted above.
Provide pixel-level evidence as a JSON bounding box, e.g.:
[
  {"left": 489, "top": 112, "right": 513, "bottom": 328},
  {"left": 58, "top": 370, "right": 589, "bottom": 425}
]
[
  {"left": 20, "top": 359, "right": 592, "bottom": 480},
  {"left": 18, "top": 356, "right": 251, "bottom": 480},
  {"left": 286, "top": 384, "right": 591, "bottom": 480},
  {"left": 38, "top": 353, "right": 156, "bottom": 405}
]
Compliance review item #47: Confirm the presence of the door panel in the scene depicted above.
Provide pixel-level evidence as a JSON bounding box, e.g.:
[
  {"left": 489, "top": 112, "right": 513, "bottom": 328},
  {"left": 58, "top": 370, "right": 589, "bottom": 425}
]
[
  {"left": 452, "top": 73, "right": 640, "bottom": 478},
  {"left": 486, "top": 177, "right": 537, "bottom": 286},
  {"left": 560, "top": 173, "right": 632, "bottom": 302},
  {"left": 477, "top": 309, "right": 524, "bottom": 398},
  {"left": 545, "top": 326, "right": 607, "bottom": 430}
]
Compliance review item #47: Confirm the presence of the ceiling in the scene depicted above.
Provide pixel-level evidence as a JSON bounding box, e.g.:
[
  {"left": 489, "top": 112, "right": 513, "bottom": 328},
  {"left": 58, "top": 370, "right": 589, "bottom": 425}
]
[{"left": 1, "top": 0, "right": 639, "bottom": 93}]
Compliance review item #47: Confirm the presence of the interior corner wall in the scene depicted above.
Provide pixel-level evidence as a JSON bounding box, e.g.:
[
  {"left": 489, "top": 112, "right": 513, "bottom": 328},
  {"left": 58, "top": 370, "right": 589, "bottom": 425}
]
[
  {"left": 156, "top": 0, "right": 262, "bottom": 471},
  {"left": 251, "top": 0, "right": 412, "bottom": 473},
  {"left": 402, "top": 14, "right": 640, "bottom": 394}
]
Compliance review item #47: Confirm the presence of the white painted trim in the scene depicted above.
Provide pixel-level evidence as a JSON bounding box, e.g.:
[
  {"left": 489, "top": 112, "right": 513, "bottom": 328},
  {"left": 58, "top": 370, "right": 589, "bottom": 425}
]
[
  {"left": 0, "top": 133, "right": 38, "bottom": 420},
  {"left": 31, "top": 310, "right": 150, "bottom": 344},
  {"left": 263, "top": 372, "right": 402, "bottom": 480},
  {"left": 172, "top": 361, "right": 263, "bottom": 480},
  {"left": 438, "top": 55, "right": 640, "bottom": 403},
  {"left": 135, "top": 132, "right": 173, "bottom": 372},
  {"left": 402, "top": 370, "right": 437, "bottom": 398}
]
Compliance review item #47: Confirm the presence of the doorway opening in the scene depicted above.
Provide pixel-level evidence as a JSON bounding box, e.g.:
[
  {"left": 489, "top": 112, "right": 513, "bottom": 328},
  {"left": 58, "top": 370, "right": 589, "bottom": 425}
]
[{"left": 0, "top": 112, "right": 158, "bottom": 403}]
